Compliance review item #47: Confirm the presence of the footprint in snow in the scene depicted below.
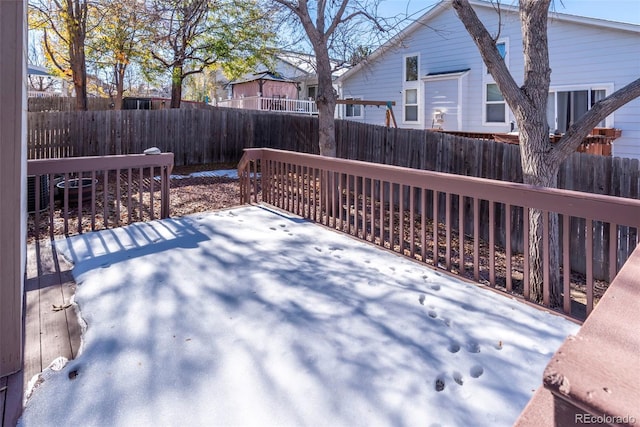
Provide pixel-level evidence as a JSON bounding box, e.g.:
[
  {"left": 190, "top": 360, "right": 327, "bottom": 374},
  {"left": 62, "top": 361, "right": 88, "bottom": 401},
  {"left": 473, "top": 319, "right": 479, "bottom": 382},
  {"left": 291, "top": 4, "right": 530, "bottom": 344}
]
[
  {"left": 269, "top": 227, "right": 277, "bottom": 231},
  {"left": 434, "top": 376, "right": 446, "bottom": 392},
  {"left": 314, "top": 247, "right": 322, "bottom": 252},
  {"left": 467, "top": 342, "right": 481, "bottom": 353},
  {"left": 418, "top": 294, "right": 425, "bottom": 305},
  {"left": 452, "top": 371, "right": 464, "bottom": 386},
  {"left": 428, "top": 310, "right": 438, "bottom": 319},
  {"left": 430, "top": 284, "right": 441, "bottom": 291},
  {"left": 447, "top": 342, "right": 461, "bottom": 353},
  {"left": 470, "top": 365, "right": 484, "bottom": 378}
]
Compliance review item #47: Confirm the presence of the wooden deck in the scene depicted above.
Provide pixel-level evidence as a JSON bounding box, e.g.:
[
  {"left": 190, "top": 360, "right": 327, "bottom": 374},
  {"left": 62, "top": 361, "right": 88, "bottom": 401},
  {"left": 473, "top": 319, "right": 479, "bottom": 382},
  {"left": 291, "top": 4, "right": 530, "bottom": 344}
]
[{"left": 1, "top": 240, "right": 81, "bottom": 427}]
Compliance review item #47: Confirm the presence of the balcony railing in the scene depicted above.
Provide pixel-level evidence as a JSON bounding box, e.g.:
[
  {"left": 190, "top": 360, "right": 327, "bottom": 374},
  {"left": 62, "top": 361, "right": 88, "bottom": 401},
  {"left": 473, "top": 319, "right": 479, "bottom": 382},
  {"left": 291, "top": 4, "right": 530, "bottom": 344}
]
[
  {"left": 217, "top": 96, "right": 318, "bottom": 115},
  {"left": 238, "top": 148, "right": 640, "bottom": 321},
  {"left": 27, "top": 153, "right": 174, "bottom": 240}
]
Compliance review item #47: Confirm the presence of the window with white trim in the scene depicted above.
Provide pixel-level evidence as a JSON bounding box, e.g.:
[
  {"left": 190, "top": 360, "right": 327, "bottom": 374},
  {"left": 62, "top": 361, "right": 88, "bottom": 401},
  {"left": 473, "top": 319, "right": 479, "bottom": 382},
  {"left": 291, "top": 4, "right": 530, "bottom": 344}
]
[
  {"left": 405, "top": 89, "right": 418, "bottom": 122},
  {"left": 345, "top": 96, "right": 363, "bottom": 118},
  {"left": 403, "top": 53, "right": 420, "bottom": 123},
  {"left": 483, "top": 39, "right": 509, "bottom": 125},
  {"left": 547, "top": 86, "right": 610, "bottom": 133}
]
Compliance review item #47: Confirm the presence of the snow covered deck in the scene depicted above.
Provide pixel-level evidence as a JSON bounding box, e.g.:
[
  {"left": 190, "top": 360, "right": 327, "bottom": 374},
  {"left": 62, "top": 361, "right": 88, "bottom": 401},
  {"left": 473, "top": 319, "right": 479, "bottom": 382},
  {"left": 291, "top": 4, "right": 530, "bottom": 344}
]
[{"left": 14, "top": 205, "right": 579, "bottom": 426}]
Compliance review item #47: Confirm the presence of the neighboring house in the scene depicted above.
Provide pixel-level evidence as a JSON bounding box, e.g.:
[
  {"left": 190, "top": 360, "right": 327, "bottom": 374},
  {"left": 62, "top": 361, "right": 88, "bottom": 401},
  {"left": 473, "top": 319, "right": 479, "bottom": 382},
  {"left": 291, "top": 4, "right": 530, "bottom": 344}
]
[
  {"left": 229, "top": 71, "right": 298, "bottom": 99},
  {"left": 337, "top": 0, "right": 640, "bottom": 160},
  {"left": 219, "top": 51, "right": 349, "bottom": 116},
  {"left": 27, "top": 64, "right": 62, "bottom": 97}
]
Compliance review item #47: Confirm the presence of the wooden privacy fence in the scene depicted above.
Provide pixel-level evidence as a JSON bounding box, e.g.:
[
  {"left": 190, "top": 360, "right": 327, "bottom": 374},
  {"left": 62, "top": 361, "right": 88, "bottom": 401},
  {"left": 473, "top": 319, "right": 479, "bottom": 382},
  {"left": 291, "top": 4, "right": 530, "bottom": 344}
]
[
  {"left": 28, "top": 108, "right": 319, "bottom": 163},
  {"left": 238, "top": 148, "right": 640, "bottom": 320},
  {"left": 28, "top": 109, "right": 640, "bottom": 277},
  {"left": 27, "top": 153, "right": 174, "bottom": 240}
]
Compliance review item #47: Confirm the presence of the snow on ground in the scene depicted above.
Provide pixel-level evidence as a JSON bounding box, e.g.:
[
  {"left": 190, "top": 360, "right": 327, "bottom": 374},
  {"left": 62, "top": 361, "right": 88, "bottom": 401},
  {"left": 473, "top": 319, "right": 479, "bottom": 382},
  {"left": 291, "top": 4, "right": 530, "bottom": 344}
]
[
  {"left": 19, "top": 205, "right": 579, "bottom": 427},
  {"left": 169, "top": 169, "right": 239, "bottom": 180}
]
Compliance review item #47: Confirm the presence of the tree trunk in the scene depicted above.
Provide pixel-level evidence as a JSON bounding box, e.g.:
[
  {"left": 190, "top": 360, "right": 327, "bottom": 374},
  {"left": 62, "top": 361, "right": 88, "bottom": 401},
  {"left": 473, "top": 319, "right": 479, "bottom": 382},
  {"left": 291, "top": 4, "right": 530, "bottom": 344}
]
[
  {"left": 114, "top": 64, "right": 126, "bottom": 110},
  {"left": 69, "top": 35, "right": 87, "bottom": 111},
  {"left": 170, "top": 66, "right": 183, "bottom": 108},
  {"left": 519, "top": 124, "right": 562, "bottom": 307},
  {"left": 314, "top": 47, "right": 337, "bottom": 157}
]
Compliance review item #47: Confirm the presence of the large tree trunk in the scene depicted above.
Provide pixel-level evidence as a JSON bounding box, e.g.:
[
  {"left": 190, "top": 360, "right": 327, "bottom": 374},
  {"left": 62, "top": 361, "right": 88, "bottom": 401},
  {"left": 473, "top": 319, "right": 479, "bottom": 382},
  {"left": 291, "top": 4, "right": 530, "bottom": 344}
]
[
  {"left": 69, "top": 32, "right": 87, "bottom": 111},
  {"left": 314, "top": 44, "right": 337, "bottom": 157},
  {"left": 170, "top": 66, "right": 183, "bottom": 108},
  {"left": 519, "top": 125, "right": 562, "bottom": 307},
  {"left": 65, "top": 0, "right": 88, "bottom": 111}
]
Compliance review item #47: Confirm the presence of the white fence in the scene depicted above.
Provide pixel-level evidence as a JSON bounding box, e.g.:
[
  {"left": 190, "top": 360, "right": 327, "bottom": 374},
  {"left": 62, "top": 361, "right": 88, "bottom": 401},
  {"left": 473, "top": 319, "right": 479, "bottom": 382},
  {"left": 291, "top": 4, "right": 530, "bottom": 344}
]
[{"left": 217, "top": 96, "right": 318, "bottom": 115}]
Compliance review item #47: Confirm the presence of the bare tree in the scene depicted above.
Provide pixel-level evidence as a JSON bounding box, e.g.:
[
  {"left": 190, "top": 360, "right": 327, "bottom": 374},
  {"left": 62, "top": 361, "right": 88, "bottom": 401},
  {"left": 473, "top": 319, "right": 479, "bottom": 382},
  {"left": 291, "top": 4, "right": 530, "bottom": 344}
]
[
  {"left": 271, "top": 0, "right": 386, "bottom": 157},
  {"left": 452, "top": 0, "right": 640, "bottom": 306},
  {"left": 30, "top": 0, "right": 90, "bottom": 110}
]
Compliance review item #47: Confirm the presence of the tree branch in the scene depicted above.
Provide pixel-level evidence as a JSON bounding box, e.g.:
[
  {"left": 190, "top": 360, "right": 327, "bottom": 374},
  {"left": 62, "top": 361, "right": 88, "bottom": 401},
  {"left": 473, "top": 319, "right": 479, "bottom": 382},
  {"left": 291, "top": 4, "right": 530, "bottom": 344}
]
[
  {"left": 551, "top": 78, "right": 640, "bottom": 162},
  {"left": 451, "top": 0, "right": 528, "bottom": 111}
]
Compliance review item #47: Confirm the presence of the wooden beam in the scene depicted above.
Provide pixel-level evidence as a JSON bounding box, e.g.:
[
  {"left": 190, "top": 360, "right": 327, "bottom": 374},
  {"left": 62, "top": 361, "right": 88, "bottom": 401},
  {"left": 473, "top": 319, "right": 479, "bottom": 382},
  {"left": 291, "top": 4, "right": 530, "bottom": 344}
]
[
  {"left": 336, "top": 100, "right": 396, "bottom": 106},
  {"left": 0, "top": 0, "right": 26, "bottom": 377}
]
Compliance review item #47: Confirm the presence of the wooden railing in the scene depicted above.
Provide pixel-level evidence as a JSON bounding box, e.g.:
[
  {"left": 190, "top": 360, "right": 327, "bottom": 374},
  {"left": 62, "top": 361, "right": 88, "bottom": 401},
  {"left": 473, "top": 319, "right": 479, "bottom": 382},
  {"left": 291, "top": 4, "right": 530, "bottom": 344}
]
[
  {"left": 217, "top": 96, "right": 318, "bottom": 115},
  {"left": 238, "top": 148, "right": 640, "bottom": 320},
  {"left": 27, "top": 153, "right": 174, "bottom": 240}
]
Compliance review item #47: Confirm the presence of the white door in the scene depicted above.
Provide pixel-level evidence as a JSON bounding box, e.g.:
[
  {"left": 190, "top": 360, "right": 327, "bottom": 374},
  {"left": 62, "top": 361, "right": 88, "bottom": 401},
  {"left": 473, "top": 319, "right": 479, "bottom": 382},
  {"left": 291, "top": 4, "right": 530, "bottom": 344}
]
[{"left": 424, "top": 78, "right": 460, "bottom": 131}]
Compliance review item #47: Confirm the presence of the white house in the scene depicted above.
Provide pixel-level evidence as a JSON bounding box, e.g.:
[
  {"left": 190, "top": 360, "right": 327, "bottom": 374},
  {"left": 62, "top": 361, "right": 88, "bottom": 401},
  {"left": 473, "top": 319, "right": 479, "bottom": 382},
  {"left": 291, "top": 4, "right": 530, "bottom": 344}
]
[{"left": 337, "top": 0, "right": 640, "bottom": 159}]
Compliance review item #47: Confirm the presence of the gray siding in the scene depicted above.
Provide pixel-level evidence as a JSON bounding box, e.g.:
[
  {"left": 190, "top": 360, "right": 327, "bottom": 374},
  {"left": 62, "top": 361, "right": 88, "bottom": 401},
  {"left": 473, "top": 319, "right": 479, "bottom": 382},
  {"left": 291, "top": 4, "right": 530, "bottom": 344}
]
[{"left": 340, "top": 3, "right": 640, "bottom": 159}]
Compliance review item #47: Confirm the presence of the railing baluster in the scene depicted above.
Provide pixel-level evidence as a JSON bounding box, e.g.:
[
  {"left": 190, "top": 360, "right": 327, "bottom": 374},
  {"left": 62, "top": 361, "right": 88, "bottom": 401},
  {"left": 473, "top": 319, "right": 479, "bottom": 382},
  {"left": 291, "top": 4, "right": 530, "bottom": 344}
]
[
  {"left": 104, "top": 170, "right": 109, "bottom": 228},
  {"left": 473, "top": 197, "right": 479, "bottom": 282},
  {"left": 361, "top": 176, "right": 366, "bottom": 239},
  {"left": 460, "top": 196, "right": 466, "bottom": 274},
  {"left": 150, "top": 167, "right": 155, "bottom": 221},
  {"left": 76, "top": 171, "right": 83, "bottom": 234},
  {"left": 523, "top": 207, "right": 530, "bottom": 301},
  {"left": 379, "top": 180, "right": 385, "bottom": 246},
  {"left": 354, "top": 175, "right": 359, "bottom": 237},
  {"left": 489, "top": 200, "right": 495, "bottom": 286},
  {"left": 543, "top": 210, "right": 550, "bottom": 306},
  {"left": 138, "top": 167, "right": 143, "bottom": 222},
  {"left": 389, "top": 183, "right": 394, "bottom": 251},
  {"left": 127, "top": 168, "right": 133, "bottom": 224},
  {"left": 410, "top": 186, "right": 415, "bottom": 258},
  {"left": 91, "top": 170, "right": 96, "bottom": 230},
  {"left": 446, "top": 192, "right": 452, "bottom": 271},
  {"left": 370, "top": 177, "right": 375, "bottom": 242},
  {"left": 399, "top": 184, "right": 405, "bottom": 255},
  {"left": 63, "top": 172, "right": 69, "bottom": 235},
  {"left": 563, "top": 214, "right": 571, "bottom": 314},
  {"left": 433, "top": 190, "right": 439, "bottom": 267},
  {"left": 609, "top": 222, "right": 617, "bottom": 282},
  {"left": 252, "top": 160, "right": 258, "bottom": 204},
  {"left": 34, "top": 173, "right": 41, "bottom": 240},
  {"left": 505, "top": 203, "right": 512, "bottom": 292},
  {"left": 116, "top": 169, "right": 121, "bottom": 226},
  {"left": 586, "top": 218, "right": 594, "bottom": 316},
  {"left": 48, "top": 173, "right": 55, "bottom": 239},
  {"left": 421, "top": 188, "right": 426, "bottom": 262}
]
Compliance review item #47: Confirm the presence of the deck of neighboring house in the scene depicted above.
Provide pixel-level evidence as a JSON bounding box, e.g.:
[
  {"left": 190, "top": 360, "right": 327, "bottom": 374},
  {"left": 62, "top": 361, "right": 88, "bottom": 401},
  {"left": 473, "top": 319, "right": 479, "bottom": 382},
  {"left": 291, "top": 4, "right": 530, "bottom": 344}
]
[{"left": 1, "top": 241, "right": 81, "bottom": 427}]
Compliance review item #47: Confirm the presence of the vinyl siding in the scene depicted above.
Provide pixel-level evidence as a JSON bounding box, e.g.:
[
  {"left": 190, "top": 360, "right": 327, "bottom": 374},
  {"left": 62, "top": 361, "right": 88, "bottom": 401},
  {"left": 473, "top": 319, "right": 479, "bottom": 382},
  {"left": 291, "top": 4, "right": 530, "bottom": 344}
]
[{"left": 340, "top": 3, "right": 640, "bottom": 159}]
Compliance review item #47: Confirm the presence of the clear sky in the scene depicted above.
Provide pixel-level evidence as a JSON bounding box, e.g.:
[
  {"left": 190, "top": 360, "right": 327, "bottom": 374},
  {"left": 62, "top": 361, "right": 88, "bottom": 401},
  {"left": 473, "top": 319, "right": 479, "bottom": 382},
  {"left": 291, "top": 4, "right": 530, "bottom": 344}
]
[{"left": 377, "top": 0, "right": 640, "bottom": 25}]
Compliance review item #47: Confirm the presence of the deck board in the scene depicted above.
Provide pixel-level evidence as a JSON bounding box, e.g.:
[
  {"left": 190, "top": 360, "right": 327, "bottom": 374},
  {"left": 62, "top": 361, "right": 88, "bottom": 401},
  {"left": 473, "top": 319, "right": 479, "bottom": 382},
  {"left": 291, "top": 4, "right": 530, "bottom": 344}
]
[{"left": 1, "top": 239, "right": 80, "bottom": 427}]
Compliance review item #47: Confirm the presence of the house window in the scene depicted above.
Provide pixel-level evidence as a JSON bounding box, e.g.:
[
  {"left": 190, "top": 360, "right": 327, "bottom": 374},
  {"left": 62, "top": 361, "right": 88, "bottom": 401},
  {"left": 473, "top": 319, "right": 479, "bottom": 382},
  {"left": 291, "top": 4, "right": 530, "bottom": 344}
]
[
  {"left": 404, "top": 89, "right": 418, "bottom": 122},
  {"left": 405, "top": 55, "right": 418, "bottom": 82},
  {"left": 345, "top": 97, "right": 363, "bottom": 118},
  {"left": 483, "top": 39, "right": 509, "bottom": 125},
  {"left": 307, "top": 86, "right": 316, "bottom": 100},
  {"left": 403, "top": 53, "right": 420, "bottom": 124},
  {"left": 548, "top": 88, "right": 608, "bottom": 133},
  {"left": 487, "top": 41, "right": 507, "bottom": 74},
  {"left": 485, "top": 83, "right": 506, "bottom": 123}
]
